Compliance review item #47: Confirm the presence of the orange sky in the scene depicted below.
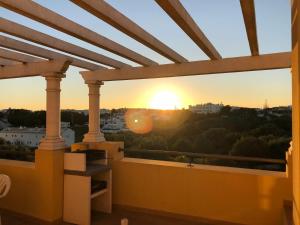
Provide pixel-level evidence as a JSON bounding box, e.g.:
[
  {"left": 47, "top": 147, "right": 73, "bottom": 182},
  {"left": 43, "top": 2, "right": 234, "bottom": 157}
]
[{"left": 0, "top": 68, "right": 291, "bottom": 110}]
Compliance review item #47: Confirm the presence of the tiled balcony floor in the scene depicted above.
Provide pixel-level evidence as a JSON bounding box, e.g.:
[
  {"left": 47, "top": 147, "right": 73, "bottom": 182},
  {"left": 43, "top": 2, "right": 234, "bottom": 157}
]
[
  {"left": 1, "top": 207, "right": 212, "bottom": 225},
  {"left": 88, "top": 208, "right": 212, "bottom": 225}
]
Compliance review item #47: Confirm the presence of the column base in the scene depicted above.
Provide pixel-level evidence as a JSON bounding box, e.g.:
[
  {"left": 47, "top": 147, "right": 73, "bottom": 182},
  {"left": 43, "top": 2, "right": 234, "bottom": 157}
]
[
  {"left": 83, "top": 132, "right": 106, "bottom": 143},
  {"left": 38, "top": 137, "right": 66, "bottom": 150}
]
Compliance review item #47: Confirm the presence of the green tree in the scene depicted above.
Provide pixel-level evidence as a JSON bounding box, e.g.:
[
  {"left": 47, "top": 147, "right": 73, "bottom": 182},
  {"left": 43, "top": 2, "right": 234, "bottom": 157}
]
[
  {"left": 249, "top": 123, "right": 284, "bottom": 137},
  {"left": 201, "top": 128, "right": 237, "bottom": 154},
  {"left": 192, "top": 135, "right": 214, "bottom": 153},
  {"left": 268, "top": 137, "right": 291, "bottom": 159},
  {"left": 139, "top": 135, "right": 168, "bottom": 150},
  {"left": 230, "top": 136, "right": 270, "bottom": 158},
  {"left": 171, "top": 138, "right": 193, "bottom": 152}
]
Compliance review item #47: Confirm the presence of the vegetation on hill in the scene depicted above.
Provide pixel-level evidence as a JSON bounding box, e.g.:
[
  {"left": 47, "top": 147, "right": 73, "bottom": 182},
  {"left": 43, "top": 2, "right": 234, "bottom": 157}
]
[
  {"left": 4, "top": 109, "right": 88, "bottom": 127},
  {"left": 0, "top": 138, "right": 34, "bottom": 162},
  {"left": 106, "top": 107, "right": 291, "bottom": 158},
  {"left": 105, "top": 106, "right": 291, "bottom": 170},
  {"left": 0, "top": 106, "right": 291, "bottom": 170}
]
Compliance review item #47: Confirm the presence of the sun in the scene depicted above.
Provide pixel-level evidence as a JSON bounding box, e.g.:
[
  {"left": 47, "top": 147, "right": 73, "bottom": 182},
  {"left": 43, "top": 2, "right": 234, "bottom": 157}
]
[{"left": 149, "top": 90, "right": 182, "bottom": 110}]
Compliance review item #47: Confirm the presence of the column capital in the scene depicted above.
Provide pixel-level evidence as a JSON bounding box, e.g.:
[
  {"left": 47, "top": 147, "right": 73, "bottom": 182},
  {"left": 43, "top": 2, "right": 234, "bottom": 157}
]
[
  {"left": 85, "top": 80, "right": 104, "bottom": 86},
  {"left": 43, "top": 72, "right": 66, "bottom": 79}
]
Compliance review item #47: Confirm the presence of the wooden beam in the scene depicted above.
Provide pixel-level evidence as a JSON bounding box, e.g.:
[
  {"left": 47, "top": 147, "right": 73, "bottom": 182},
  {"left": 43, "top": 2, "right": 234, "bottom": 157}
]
[
  {"left": 0, "top": 59, "right": 71, "bottom": 79},
  {"left": 240, "top": 0, "right": 259, "bottom": 56},
  {"left": 0, "top": 35, "right": 104, "bottom": 71},
  {"left": 0, "top": 18, "right": 129, "bottom": 69},
  {"left": 0, "top": 57, "right": 21, "bottom": 66},
  {"left": 81, "top": 52, "right": 291, "bottom": 81},
  {"left": 71, "top": 0, "right": 187, "bottom": 63},
  {"left": 0, "top": 48, "right": 41, "bottom": 63},
  {"left": 155, "top": 0, "right": 221, "bottom": 60},
  {"left": 0, "top": 0, "right": 157, "bottom": 66}
]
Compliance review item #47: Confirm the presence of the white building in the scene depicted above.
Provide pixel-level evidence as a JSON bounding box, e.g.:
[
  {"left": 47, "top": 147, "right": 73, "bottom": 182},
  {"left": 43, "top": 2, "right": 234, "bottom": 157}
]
[
  {"left": 0, "top": 123, "right": 75, "bottom": 147},
  {"left": 101, "top": 115, "right": 128, "bottom": 133},
  {"left": 189, "top": 103, "right": 224, "bottom": 114}
]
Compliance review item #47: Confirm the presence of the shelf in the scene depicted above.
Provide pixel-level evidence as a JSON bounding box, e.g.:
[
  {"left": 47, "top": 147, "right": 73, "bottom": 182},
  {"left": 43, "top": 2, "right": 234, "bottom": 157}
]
[
  {"left": 66, "top": 149, "right": 106, "bottom": 161},
  {"left": 91, "top": 188, "right": 108, "bottom": 199},
  {"left": 64, "top": 164, "right": 111, "bottom": 176}
]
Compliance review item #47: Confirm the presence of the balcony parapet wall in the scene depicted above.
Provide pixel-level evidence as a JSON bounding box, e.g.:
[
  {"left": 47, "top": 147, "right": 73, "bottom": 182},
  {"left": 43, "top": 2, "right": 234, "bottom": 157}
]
[{"left": 112, "top": 157, "right": 292, "bottom": 225}]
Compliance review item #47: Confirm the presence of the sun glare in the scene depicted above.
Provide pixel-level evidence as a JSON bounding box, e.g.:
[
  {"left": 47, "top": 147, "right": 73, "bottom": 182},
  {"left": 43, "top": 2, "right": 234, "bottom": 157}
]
[{"left": 149, "top": 90, "right": 182, "bottom": 110}]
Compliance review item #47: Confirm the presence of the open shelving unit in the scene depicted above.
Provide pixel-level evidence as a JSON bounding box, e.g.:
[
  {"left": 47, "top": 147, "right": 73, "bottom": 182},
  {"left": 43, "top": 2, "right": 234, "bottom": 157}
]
[
  {"left": 91, "top": 188, "right": 108, "bottom": 199},
  {"left": 63, "top": 149, "right": 112, "bottom": 225}
]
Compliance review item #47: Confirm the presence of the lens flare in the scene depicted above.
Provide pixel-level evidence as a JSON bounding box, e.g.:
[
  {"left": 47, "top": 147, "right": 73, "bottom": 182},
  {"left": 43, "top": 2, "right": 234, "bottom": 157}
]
[{"left": 125, "top": 109, "right": 153, "bottom": 134}]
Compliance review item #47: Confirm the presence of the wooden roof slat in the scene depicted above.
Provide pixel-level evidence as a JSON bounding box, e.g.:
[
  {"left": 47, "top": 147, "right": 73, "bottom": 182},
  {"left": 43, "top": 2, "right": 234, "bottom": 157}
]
[
  {"left": 0, "top": 18, "right": 129, "bottom": 69},
  {"left": 240, "top": 0, "right": 259, "bottom": 56},
  {"left": 0, "top": 57, "right": 22, "bottom": 66},
  {"left": 0, "top": 0, "right": 157, "bottom": 66},
  {"left": 0, "top": 59, "right": 71, "bottom": 79},
  {"left": 81, "top": 52, "right": 291, "bottom": 81},
  {"left": 71, "top": 0, "right": 188, "bottom": 63},
  {"left": 0, "top": 35, "right": 104, "bottom": 71},
  {"left": 155, "top": 0, "right": 221, "bottom": 60},
  {"left": 0, "top": 48, "right": 41, "bottom": 63}
]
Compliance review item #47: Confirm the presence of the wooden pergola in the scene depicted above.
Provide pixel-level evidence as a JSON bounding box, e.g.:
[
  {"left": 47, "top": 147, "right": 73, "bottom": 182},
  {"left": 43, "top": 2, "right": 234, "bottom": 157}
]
[{"left": 0, "top": 0, "right": 291, "bottom": 75}]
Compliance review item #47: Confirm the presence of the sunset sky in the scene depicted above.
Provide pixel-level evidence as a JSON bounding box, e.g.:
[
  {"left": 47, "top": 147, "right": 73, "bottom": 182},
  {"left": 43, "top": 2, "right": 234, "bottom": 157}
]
[{"left": 0, "top": 0, "right": 291, "bottom": 110}]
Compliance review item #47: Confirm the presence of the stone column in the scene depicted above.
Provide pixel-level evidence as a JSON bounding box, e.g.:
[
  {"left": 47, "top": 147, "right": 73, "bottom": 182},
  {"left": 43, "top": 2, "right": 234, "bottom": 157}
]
[
  {"left": 83, "top": 80, "right": 105, "bottom": 143},
  {"left": 39, "top": 73, "right": 66, "bottom": 150}
]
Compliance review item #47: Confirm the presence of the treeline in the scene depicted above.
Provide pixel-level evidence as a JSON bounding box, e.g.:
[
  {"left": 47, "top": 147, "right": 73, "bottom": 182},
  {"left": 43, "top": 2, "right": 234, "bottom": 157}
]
[
  {"left": 106, "top": 107, "right": 291, "bottom": 160},
  {"left": 3, "top": 109, "right": 88, "bottom": 127}
]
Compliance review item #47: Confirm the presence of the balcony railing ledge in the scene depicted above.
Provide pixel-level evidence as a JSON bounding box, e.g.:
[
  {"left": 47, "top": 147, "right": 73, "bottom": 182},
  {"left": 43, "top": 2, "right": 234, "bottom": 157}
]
[
  {"left": 0, "top": 158, "right": 35, "bottom": 169},
  {"left": 120, "top": 157, "right": 287, "bottom": 177}
]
